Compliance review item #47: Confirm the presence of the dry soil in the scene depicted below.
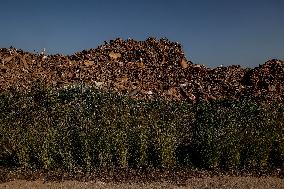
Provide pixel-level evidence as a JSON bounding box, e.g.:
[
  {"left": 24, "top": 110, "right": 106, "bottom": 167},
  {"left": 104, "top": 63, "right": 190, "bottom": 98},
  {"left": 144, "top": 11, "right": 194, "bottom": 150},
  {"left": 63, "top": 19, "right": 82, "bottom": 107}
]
[{"left": 1, "top": 176, "right": 284, "bottom": 189}]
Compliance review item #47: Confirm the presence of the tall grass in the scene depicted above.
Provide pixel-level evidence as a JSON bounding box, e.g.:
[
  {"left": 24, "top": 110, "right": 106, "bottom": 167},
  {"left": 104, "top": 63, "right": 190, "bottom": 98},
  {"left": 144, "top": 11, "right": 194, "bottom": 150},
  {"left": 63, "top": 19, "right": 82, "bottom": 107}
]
[{"left": 0, "top": 81, "right": 284, "bottom": 172}]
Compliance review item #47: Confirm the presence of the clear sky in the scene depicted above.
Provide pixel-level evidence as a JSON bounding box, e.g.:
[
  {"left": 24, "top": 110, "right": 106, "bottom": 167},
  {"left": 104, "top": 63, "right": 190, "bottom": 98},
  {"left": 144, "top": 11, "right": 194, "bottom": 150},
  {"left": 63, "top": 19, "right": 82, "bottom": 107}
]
[{"left": 0, "top": 0, "right": 283, "bottom": 68}]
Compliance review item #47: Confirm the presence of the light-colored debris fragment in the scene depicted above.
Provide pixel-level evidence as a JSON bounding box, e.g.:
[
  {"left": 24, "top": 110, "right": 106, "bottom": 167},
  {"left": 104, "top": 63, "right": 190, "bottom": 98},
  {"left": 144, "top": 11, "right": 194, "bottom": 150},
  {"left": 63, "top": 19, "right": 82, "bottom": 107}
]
[
  {"left": 109, "top": 52, "right": 121, "bottom": 60},
  {"left": 180, "top": 58, "right": 188, "bottom": 69},
  {"left": 2, "top": 56, "right": 15, "bottom": 63},
  {"left": 146, "top": 91, "right": 153, "bottom": 95},
  {"left": 180, "top": 83, "right": 187, "bottom": 87},
  {"left": 84, "top": 60, "right": 94, "bottom": 67},
  {"left": 94, "top": 81, "right": 104, "bottom": 88}
]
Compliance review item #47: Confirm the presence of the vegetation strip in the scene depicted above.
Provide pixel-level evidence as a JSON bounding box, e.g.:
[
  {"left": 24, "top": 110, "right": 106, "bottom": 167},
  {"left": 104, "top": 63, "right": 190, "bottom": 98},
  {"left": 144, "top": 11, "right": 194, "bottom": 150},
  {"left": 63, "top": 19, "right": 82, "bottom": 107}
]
[{"left": 1, "top": 81, "right": 284, "bottom": 179}]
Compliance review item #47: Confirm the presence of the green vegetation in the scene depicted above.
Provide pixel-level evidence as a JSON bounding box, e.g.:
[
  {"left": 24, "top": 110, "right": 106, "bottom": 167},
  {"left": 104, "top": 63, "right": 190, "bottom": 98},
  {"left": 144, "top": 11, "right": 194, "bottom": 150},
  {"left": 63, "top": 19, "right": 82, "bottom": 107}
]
[{"left": 1, "top": 81, "right": 284, "bottom": 173}]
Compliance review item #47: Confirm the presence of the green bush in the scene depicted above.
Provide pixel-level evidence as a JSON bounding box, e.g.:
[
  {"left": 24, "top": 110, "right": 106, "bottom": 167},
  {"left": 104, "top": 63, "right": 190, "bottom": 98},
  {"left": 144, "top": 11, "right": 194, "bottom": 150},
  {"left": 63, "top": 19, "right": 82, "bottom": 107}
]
[
  {"left": 0, "top": 82, "right": 283, "bottom": 173},
  {"left": 192, "top": 100, "right": 284, "bottom": 170}
]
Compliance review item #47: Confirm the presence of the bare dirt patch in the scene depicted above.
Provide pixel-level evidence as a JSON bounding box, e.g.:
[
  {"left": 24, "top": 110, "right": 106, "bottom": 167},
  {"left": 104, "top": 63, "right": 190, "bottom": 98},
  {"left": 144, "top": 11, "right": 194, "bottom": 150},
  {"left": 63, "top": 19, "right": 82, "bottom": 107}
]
[{"left": 1, "top": 176, "right": 284, "bottom": 189}]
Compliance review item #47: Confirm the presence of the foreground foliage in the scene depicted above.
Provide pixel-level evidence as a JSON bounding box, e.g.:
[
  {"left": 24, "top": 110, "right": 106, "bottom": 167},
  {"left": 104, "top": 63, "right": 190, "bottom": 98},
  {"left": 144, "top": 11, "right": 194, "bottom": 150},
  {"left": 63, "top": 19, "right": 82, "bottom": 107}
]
[{"left": 1, "top": 81, "right": 284, "bottom": 173}]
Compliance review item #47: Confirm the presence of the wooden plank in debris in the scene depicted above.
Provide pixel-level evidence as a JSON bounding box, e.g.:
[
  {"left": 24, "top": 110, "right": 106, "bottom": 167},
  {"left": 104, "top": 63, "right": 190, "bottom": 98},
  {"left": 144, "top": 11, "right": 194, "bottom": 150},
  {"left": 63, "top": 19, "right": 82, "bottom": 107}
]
[
  {"left": 2, "top": 56, "right": 15, "bottom": 63},
  {"left": 19, "top": 54, "right": 28, "bottom": 68}
]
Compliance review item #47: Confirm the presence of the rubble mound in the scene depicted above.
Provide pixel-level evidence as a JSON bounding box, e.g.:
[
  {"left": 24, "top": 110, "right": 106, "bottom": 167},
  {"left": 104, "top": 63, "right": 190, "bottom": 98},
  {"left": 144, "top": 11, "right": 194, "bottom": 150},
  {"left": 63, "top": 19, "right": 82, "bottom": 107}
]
[
  {"left": 0, "top": 38, "right": 283, "bottom": 102},
  {"left": 242, "top": 59, "right": 284, "bottom": 101}
]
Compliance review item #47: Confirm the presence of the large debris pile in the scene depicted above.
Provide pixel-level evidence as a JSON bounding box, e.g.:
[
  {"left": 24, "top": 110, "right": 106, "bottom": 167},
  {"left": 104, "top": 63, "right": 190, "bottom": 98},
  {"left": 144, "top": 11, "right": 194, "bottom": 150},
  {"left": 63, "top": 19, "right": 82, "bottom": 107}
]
[
  {"left": 0, "top": 38, "right": 283, "bottom": 102},
  {"left": 242, "top": 59, "right": 284, "bottom": 102}
]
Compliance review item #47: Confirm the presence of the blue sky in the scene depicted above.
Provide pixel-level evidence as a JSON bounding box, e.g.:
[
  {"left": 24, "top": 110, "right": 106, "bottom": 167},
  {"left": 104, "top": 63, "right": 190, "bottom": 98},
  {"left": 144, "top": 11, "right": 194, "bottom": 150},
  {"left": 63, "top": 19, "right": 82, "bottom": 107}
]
[{"left": 0, "top": 0, "right": 283, "bottom": 68}]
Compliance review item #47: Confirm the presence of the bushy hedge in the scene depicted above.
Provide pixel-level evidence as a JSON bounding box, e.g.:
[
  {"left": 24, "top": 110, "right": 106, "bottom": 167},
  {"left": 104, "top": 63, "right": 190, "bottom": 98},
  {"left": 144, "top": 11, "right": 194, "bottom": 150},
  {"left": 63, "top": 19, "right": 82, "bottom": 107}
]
[
  {"left": 192, "top": 100, "right": 284, "bottom": 170},
  {"left": 1, "top": 81, "right": 284, "bottom": 173}
]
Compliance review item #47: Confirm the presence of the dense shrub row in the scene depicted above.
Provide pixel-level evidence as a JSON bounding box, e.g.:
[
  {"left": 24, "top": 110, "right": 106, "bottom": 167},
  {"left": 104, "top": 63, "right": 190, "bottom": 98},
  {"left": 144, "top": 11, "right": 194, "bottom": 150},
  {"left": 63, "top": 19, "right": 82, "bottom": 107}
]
[{"left": 1, "top": 81, "right": 284, "bottom": 173}]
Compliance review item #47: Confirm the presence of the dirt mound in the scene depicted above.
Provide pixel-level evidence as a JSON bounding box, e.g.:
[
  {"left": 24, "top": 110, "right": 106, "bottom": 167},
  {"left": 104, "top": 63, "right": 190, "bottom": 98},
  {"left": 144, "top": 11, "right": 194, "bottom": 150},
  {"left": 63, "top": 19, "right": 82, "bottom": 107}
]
[{"left": 0, "top": 38, "right": 283, "bottom": 102}]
